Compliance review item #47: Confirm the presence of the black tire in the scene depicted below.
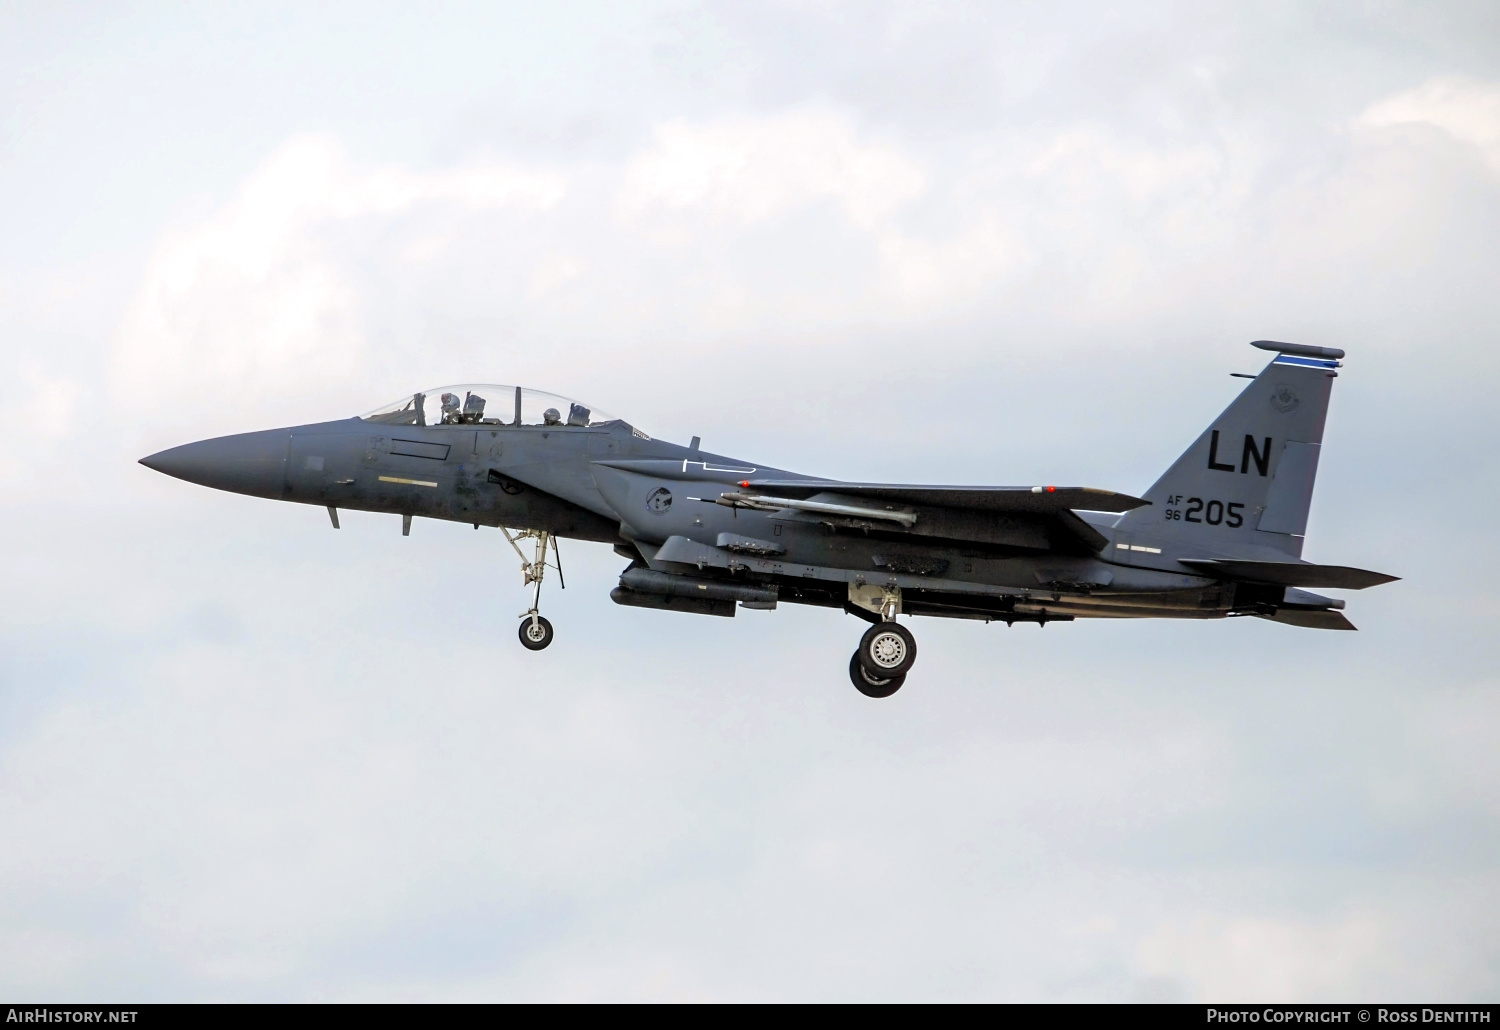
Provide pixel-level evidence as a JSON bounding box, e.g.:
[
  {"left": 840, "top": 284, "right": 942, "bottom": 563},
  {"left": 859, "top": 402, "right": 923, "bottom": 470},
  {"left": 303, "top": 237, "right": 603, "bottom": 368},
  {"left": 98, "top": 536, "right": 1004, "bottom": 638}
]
[
  {"left": 518, "top": 615, "right": 554, "bottom": 651},
  {"left": 857, "top": 621, "right": 917, "bottom": 677},
  {"left": 849, "top": 652, "right": 904, "bottom": 698}
]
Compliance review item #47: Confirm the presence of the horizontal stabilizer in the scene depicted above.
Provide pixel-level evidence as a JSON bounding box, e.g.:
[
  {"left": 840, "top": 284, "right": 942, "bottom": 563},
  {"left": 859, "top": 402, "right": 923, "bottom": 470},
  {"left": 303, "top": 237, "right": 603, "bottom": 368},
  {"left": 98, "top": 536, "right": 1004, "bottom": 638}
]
[
  {"left": 745, "top": 480, "right": 1149, "bottom": 514},
  {"left": 1255, "top": 609, "right": 1357, "bottom": 631},
  {"left": 1182, "top": 559, "right": 1398, "bottom": 590}
]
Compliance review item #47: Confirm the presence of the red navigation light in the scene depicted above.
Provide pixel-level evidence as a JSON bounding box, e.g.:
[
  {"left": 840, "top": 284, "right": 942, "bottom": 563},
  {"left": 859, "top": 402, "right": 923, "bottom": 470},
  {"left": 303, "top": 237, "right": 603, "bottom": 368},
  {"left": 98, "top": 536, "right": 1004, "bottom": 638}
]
[{"left": 740, "top": 481, "right": 750, "bottom": 488}]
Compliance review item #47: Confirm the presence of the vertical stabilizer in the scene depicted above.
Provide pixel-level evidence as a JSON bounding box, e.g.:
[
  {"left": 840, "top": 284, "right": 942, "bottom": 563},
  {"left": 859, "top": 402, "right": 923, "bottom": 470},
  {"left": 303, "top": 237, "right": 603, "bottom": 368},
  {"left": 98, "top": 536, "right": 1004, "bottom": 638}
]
[{"left": 1114, "top": 341, "right": 1343, "bottom": 559}]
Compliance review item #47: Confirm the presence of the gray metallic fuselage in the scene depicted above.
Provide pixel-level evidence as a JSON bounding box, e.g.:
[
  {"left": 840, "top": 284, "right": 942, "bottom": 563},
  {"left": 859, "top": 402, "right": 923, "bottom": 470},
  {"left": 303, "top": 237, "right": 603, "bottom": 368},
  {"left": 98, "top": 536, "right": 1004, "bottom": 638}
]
[
  {"left": 141, "top": 415, "right": 1240, "bottom": 625},
  {"left": 142, "top": 346, "right": 1396, "bottom": 640}
]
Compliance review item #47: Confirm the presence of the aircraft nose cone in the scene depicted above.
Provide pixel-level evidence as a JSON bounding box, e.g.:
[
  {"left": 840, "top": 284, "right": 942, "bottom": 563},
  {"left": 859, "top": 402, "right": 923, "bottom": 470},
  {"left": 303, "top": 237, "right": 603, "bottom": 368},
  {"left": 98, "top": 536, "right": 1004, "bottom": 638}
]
[{"left": 139, "top": 428, "right": 291, "bottom": 500}]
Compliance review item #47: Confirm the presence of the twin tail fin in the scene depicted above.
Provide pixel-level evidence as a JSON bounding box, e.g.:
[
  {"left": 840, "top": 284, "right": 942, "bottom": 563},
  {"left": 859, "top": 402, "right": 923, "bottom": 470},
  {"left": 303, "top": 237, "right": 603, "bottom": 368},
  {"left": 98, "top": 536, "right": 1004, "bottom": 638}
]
[{"left": 1114, "top": 341, "right": 1345, "bottom": 560}]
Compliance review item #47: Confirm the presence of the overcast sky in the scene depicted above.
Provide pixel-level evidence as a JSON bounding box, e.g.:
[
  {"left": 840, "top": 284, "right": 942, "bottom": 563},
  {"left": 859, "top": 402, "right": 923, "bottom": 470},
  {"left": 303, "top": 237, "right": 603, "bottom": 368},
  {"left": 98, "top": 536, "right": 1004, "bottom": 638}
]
[{"left": 2, "top": 0, "right": 1498, "bottom": 1001}]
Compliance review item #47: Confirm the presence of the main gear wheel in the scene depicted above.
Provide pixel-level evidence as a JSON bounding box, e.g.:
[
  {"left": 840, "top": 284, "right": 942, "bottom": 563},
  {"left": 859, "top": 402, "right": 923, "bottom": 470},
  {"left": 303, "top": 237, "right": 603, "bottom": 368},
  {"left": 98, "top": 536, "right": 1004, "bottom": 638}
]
[
  {"left": 849, "top": 652, "right": 904, "bottom": 698},
  {"left": 857, "top": 622, "right": 917, "bottom": 677}
]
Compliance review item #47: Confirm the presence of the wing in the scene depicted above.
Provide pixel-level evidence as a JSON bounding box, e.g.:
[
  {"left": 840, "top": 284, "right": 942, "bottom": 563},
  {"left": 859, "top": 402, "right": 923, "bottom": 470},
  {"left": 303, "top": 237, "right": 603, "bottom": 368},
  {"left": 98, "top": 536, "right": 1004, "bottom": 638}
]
[
  {"left": 744, "top": 480, "right": 1150, "bottom": 514},
  {"left": 730, "top": 480, "right": 1147, "bottom": 554}
]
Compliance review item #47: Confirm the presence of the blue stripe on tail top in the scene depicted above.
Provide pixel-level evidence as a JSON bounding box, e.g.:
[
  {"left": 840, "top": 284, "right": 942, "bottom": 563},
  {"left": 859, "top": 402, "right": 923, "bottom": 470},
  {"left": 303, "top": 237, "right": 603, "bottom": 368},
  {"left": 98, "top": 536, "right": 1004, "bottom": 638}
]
[{"left": 1272, "top": 355, "right": 1341, "bottom": 370}]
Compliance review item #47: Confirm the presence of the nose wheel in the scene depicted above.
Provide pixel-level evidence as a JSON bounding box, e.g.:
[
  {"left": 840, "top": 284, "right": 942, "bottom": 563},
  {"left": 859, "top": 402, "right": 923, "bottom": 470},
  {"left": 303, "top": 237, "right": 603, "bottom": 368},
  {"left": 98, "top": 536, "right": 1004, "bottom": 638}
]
[
  {"left": 519, "top": 614, "right": 554, "bottom": 651},
  {"left": 503, "top": 527, "right": 563, "bottom": 651}
]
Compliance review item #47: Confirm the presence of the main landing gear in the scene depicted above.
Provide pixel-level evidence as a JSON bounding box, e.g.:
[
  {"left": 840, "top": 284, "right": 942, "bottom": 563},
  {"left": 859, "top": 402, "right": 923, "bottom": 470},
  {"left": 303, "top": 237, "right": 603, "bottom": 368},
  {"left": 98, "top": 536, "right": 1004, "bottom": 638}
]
[
  {"left": 503, "top": 527, "right": 562, "bottom": 651},
  {"left": 846, "top": 585, "right": 917, "bottom": 698},
  {"left": 849, "top": 652, "right": 904, "bottom": 698}
]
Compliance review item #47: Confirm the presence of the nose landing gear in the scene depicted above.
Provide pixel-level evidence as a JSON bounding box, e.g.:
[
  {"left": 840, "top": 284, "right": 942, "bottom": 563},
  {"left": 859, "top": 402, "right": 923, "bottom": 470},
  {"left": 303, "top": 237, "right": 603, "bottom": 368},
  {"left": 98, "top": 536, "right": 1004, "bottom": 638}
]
[
  {"left": 519, "top": 614, "right": 554, "bottom": 651},
  {"left": 503, "top": 527, "right": 563, "bottom": 651}
]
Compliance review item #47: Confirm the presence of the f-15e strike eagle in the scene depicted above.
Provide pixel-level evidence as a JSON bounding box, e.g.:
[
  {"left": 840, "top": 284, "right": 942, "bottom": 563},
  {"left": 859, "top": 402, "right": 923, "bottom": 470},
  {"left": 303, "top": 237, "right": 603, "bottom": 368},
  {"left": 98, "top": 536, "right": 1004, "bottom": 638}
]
[{"left": 141, "top": 340, "right": 1395, "bottom": 698}]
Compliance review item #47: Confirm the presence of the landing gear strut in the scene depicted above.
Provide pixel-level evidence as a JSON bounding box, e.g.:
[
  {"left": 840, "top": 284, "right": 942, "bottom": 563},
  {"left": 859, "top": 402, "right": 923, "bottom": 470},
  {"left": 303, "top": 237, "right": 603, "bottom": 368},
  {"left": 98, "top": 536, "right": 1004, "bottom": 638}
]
[{"left": 503, "top": 527, "right": 563, "bottom": 651}]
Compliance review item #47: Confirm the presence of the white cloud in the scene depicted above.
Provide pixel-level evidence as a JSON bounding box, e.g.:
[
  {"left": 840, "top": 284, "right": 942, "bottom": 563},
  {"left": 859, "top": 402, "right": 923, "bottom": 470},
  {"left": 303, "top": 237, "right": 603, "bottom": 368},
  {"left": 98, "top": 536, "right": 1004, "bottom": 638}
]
[
  {"left": 618, "top": 107, "right": 927, "bottom": 230},
  {"left": 8, "top": 18, "right": 1499, "bottom": 998},
  {"left": 0, "top": 361, "right": 86, "bottom": 479},
  {"left": 874, "top": 207, "right": 1026, "bottom": 304},
  {"left": 1358, "top": 76, "right": 1500, "bottom": 171},
  {"left": 97, "top": 82, "right": 1500, "bottom": 456},
  {"left": 1137, "top": 912, "right": 1392, "bottom": 1001},
  {"left": 111, "top": 135, "right": 566, "bottom": 434}
]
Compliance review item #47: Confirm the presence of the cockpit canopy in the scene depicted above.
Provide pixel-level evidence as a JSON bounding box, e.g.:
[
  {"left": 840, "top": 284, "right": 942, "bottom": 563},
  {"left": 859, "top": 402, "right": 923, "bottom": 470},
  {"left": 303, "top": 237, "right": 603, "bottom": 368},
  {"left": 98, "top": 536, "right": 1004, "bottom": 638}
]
[{"left": 361, "top": 385, "right": 624, "bottom": 430}]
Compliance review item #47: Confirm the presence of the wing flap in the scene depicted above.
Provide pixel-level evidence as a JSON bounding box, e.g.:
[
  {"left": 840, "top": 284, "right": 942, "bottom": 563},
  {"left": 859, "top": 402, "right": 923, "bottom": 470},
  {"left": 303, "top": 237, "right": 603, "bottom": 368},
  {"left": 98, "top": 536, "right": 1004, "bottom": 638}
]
[
  {"left": 1053, "top": 510, "right": 1110, "bottom": 552},
  {"left": 1182, "top": 559, "right": 1398, "bottom": 590},
  {"left": 745, "top": 480, "right": 1149, "bottom": 514}
]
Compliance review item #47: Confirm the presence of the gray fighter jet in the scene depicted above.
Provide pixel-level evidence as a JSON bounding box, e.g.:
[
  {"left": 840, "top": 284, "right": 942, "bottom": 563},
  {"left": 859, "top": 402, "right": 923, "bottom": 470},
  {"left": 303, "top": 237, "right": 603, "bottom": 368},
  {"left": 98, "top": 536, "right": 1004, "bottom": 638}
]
[{"left": 141, "top": 340, "right": 1396, "bottom": 697}]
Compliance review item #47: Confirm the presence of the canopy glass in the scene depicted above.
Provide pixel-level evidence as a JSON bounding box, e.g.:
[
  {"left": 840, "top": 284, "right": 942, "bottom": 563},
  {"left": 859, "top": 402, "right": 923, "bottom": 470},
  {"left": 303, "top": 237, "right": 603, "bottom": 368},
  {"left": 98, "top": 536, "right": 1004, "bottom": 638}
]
[{"left": 361, "top": 385, "right": 623, "bottom": 429}]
